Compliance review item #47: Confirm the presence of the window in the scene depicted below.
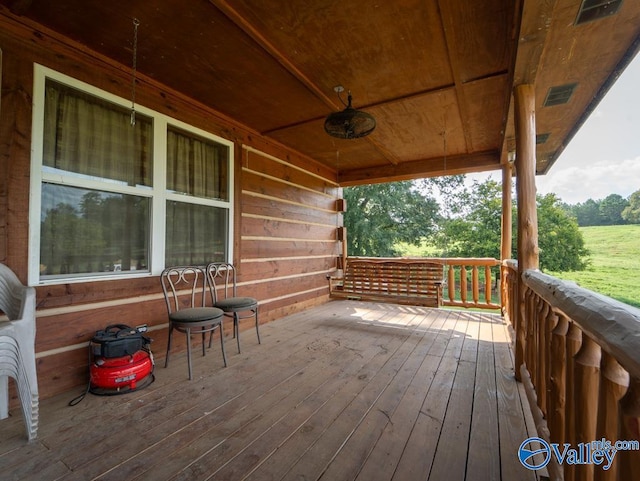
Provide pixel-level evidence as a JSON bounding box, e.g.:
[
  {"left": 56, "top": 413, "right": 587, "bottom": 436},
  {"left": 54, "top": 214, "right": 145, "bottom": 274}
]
[{"left": 30, "top": 66, "right": 233, "bottom": 284}]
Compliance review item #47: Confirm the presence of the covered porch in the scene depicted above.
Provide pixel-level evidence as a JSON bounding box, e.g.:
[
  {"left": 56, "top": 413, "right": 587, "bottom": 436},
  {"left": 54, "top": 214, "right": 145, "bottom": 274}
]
[{"left": 1, "top": 301, "right": 538, "bottom": 481}]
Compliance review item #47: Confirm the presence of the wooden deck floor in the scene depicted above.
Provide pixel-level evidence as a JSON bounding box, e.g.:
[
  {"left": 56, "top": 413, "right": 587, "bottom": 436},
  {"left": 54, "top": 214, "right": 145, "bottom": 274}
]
[{"left": 1, "top": 301, "right": 539, "bottom": 481}]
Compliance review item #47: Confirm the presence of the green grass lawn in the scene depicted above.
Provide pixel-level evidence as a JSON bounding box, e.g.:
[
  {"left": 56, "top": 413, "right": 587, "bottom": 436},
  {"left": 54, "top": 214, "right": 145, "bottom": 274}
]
[{"left": 547, "top": 224, "right": 640, "bottom": 308}]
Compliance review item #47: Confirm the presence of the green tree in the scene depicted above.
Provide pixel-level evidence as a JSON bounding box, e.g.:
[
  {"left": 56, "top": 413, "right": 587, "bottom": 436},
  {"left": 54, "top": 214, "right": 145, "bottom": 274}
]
[
  {"left": 536, "top": 193, "right": 589, "bottom": 271},
  {"left": 435, "top": 178, "right": 505, "bottom": 259},
  {"left": 343, "top": 180, "right": 442, "bottom": 256},
  {"left": 622, "top": 189, "right": 640, "bottom": 223},
  {"left": 573, "top": 198, "right": 602, "bottom": 226},
  {"left": 436, "top": 179, "right": 588, "bottom": 272},
  {"left": 599, "top": 194, "right": 628, "bottom": 225}
]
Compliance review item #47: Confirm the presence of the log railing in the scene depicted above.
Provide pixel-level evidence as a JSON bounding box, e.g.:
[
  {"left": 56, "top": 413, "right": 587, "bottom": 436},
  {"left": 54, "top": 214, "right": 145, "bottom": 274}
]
[
  {"left": 504, "top": 262, "right": 640, "bottom": 481},
  {"left": 440, "top": 257, "right": 501, "bottom": 310},
  {"left": 335, "top": 257, "right": 501, "bottom": 311}
]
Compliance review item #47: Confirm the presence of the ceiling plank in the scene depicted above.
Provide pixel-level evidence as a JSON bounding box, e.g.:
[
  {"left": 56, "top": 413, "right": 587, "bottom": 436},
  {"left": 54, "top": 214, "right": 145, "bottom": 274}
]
[
  {"left": 338, "top": 150, "right": 501, "bottom": 186},
  {"left": 209, "top": 0, "right": 401, "bottom": 166}
]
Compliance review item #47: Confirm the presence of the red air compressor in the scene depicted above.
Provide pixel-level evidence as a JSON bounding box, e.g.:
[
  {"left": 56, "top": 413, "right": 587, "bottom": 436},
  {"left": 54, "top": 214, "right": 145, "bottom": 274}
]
[{"left": 89, "top": 324, "right": 154, "bottom": 395}]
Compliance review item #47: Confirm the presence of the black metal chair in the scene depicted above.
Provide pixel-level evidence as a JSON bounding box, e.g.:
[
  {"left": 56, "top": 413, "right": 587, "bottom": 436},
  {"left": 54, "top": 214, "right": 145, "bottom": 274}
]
[
  {"left": 160, "top": 266, "right": 227, "bottom": 380},
  {"left": 206, "top": 262, "right": 260, "bottom": 353}
]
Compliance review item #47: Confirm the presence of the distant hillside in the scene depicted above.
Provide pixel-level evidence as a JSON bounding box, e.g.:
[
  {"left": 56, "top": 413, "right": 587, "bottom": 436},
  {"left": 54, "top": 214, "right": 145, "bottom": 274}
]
[{"left": 548, "top": 225, "right": 640, "bottom": 308}]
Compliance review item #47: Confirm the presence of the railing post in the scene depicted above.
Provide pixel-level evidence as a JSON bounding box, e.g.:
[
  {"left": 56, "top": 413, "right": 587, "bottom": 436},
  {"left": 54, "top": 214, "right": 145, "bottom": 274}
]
[
  {"left": 618, "top": 376, "right": 640, "bottom": 481},
  {"left": 537, "top": 301, "right": 552, "bottom": 417},
  {"left": 573, "top": 335, "right": 601, "bottom": 481},
  {"left": 565, "top": 321, "right": 582, "bottom": 481},
  {"left": 594, "top": 352, "right": 628, "bottom": 481},
  {"left": 485, "top": 265, "right": 492, "bottom": 305},
  {"left": 471, "top": 265, "right": 479, "bottom": 304},
  {"left": 549, "top": 313, "right": 568, "bottom": 445},
  {"left": 460, "top": 265, "right": 467, "bottom": 304}
]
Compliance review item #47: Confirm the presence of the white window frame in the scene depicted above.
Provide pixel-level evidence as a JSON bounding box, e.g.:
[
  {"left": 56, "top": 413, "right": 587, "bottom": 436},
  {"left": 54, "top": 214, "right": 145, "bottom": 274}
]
[{"left": 29, "top": 64, "right": 234, "bottom": 285}]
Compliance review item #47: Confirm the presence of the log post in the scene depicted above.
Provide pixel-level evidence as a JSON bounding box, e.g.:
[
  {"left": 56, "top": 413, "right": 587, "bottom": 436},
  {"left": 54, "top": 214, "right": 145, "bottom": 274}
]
[
  {"left": 595, "top": 352, "right": 629, "bottom": 481},
  {"left": 618, "top": 376, "right": 640, "bottom": 481},
  {"left": 472, "top": 265, "right": 479, "bottom": 304},
  {"left": 514, "top": 84, "right": 539, "bottom": 380},
  {"left": 573, "top": 335, "right": 601, "bottom": 481},
  {"left": 565, "top": 321, "right": 582, "bottom": 481},
  {"left": 460, "top": 265, "right": 467, "bottom": 303},
  {"left": 500, "top": 163, "right": 512, "bottom": 316},
  {"left": 537, "top": 301, "right": 552, "bottom": 417},
  {"left": 501, "top": 162, "right": 513, "bottom": 261},
  {"left": 549, "top": 314, "right": 568, "bottom": 445},
  {"left": 484, "top": 265, "right": 492, "bottom": 305}
]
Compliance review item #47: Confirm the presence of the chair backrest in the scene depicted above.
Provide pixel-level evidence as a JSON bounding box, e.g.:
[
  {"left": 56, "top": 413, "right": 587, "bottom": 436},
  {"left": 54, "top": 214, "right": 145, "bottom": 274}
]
[
  {"left": 206, "top": 262, "right": 238, "bottom": 302},
  {"left": 0, "top": 264, "right": 36, "bottom": 323},
  {"left": 160, "top": 266, "right": 212, "bottom": 314}
]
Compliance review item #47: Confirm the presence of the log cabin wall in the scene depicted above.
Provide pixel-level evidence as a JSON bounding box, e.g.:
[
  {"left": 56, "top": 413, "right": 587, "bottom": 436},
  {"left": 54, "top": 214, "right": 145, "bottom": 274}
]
[{"left": 0, "top": 14, "right": 341, "bottom": 400}]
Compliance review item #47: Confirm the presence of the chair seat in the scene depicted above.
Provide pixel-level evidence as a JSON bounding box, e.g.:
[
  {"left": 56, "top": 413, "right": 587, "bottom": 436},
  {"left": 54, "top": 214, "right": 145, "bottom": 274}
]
[
  {"left": 215, "top": 297, "right": 257, "bottom": 311},
  {"left": 169, "top": 307, "right": 223, "bottom": 324}
]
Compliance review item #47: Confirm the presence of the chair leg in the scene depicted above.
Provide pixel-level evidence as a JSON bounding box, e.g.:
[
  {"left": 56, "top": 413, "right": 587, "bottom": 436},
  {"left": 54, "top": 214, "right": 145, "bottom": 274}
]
[
  {"left": 235, "top": 313, "right": 241, "bottom": 354},
  {"left": 201, "top": 330, "right": 206, "bottom": 357},
  {"left": 185, "top": 328, "right": 193, "bottom": 381},
  {"left": 164, "top": 324, "right": 174, "bottom": 368},
  {"left": 219, "top": 324, "right": 228, "bottom": 367},
  {"left": 255, "top": 306, "right": 261, "bottom": 344}
]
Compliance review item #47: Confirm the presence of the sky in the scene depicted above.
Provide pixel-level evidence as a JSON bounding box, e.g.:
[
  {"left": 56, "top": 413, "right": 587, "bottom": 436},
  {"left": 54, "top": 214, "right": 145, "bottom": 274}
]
[{"left": 468, "top": 53, "right": 640, "bottom": 205}]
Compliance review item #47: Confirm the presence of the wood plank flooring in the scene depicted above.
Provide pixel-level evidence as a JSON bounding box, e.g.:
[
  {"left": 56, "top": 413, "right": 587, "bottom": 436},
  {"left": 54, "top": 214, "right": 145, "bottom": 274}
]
[{"left": 0, "top": 301, "right": 539, "bottom": 481}]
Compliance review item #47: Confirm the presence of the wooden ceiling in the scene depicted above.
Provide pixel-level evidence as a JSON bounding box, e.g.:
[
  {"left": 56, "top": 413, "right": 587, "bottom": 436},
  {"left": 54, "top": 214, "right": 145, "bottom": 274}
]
[{"left": 1, "top": 0, "right": 639, "bottom": 185}]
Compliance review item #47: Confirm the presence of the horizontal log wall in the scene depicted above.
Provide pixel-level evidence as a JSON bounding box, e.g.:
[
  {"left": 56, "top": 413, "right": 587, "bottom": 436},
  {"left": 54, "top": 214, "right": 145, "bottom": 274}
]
[{"left": 0, "top": 13, "right": 341, "bottom": 401}]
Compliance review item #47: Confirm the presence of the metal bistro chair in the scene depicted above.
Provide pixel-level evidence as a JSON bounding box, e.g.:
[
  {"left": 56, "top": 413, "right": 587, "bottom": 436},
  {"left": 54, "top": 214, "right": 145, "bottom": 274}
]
[
  {"left": 207, "top": 262, "right": 259, "bottom": 354},
  {"left": 161, "top": 266, "right": 227, "bottom": 380}
]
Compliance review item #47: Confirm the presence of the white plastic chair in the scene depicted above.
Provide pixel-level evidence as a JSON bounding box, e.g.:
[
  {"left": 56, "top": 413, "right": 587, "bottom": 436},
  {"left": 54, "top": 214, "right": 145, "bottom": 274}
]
[{"left": 0, "top": 263, "right": 38, "bottom": 441}]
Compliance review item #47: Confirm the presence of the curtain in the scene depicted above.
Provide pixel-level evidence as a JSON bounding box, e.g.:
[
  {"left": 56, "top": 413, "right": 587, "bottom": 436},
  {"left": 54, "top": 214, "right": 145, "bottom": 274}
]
[
  {"left": 166, "top": 128, "right": 228, "bottom": 200},
  {"left": 43, "top": 80, "right": 152, "bottom": 187}
]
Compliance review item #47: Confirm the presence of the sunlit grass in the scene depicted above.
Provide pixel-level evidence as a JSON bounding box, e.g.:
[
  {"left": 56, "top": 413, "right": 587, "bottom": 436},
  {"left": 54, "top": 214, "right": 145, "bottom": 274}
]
[{"left": 547, "top": 225, "right": 640, "bottom": 308}]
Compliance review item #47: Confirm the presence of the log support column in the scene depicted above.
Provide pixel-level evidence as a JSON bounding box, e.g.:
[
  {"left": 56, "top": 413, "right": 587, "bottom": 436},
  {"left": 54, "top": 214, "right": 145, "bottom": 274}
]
[
  {"left": 514, "top": 84, "right": 540, "bottom": 380},
  {"left": 500, "top": 162, "right": 513, "bottom": 316}
]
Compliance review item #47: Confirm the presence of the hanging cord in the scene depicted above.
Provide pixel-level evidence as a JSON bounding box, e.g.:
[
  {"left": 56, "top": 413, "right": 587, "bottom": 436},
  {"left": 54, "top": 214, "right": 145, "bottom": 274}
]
[
  {"left": 130, "top": 18, "right": 140, "bottom": 126},
  {"left": 68, "top": 344, "right": 92, "bottom": 406}
]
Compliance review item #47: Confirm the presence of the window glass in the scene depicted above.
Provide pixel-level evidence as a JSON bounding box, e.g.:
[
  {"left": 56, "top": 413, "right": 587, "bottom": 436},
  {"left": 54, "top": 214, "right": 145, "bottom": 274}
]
[
  {"left": 40, "top": 183, "right": 150, "bottom": 277},
  {"left": 165, "top": 201, "right": 227, "bottom": 266}
]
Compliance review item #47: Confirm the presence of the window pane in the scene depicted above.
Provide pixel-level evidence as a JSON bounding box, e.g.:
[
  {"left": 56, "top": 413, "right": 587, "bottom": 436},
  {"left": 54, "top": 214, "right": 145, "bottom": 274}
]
[
  {"left": 43, "top": 79, "right": 153, "bottom": 187},
  {"left": 165, "top": 201, "right": 227, "bottom": 266},
  {"left": 167, "top": 128, "right": 229, "bottom": 200},
  {"left": 40, "top": 183, "right": 150, "bottom": 277}
]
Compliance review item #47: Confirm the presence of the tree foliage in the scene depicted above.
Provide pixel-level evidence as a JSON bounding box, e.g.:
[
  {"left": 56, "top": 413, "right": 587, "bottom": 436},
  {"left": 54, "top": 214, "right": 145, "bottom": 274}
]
[
  {"left": 565, "top": 193, "right": 633, "bottom": 226},
  {"left": 342, "top": 179, "right": 458, "bottom": 256},
  {"left": 343, "top": 176, "right": 590, "bottom": 273},
  {"left": 622, "top": 189, "right": 640, "bottom": 223},
  {"left": 536, "top": 193, "right": 589, "bottom": 271},
  {"left": 435, "top": 178, "right": 504, "bottom": 259}
]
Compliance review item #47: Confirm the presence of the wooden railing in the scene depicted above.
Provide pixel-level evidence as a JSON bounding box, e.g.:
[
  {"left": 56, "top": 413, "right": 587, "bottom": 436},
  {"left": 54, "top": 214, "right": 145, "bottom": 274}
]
[
  {"left": 440, "top": 257, "right": 501, "bottom": 310},
  {"left": 335, "top": 257, "right": 501, "bottom": 311},
  {"left": 504, "top": 261, "right": 640, "bottom": 481}
]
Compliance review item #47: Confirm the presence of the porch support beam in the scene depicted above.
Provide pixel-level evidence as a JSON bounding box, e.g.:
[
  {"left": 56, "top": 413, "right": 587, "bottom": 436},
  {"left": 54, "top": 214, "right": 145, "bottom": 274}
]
[
  {"left": 501, "top": 162, "right": 513, "bottom": 261},
  {"left": 514, "top": 83, "right": 539, "bottom": 381}
]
